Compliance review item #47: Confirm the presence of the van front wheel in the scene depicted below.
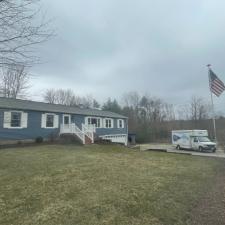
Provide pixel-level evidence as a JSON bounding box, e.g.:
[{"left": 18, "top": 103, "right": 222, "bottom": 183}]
[
  {"left": 176, "top": 145, "right": 181, "bottom": 150},
  {"left": 199, "top": 146, "right": 203, "bottom": 152}
]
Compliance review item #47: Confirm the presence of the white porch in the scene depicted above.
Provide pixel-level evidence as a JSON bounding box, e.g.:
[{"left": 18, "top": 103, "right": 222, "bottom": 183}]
[
  {"left": 60, "top": 123, "right": 96, "bottom": 144},
  {"left": 99, "top": 134, "right": 128, "bottom": 146}
]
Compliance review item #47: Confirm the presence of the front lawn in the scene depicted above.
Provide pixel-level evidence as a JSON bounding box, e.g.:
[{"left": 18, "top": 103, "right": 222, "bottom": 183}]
[{"left": 0, "top": 144, "right": 224, "bottom": 225}]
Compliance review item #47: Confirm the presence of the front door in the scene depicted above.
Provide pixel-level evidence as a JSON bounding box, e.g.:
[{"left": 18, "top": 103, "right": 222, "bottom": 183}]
[{"left": 63, "top": 114, "right": 71, "bottom": 128}]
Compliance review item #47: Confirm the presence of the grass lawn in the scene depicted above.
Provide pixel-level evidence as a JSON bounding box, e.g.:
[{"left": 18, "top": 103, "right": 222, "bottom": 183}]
[{"left": 0, "top": 144, "right": 224, "bottom": 225}]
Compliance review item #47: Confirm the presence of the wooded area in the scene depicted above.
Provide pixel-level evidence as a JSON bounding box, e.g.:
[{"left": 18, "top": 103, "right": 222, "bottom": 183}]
[{"left": 101, "top": 92, "right": 224, "bottom": 144}]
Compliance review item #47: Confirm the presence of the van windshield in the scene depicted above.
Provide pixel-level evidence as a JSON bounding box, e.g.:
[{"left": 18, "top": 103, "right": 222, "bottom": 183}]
[{"left": 198, "top": 137, "right": 211, "bottom": 142}]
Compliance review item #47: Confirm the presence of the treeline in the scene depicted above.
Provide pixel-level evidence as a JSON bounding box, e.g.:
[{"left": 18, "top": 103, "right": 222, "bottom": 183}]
[
  {"left": 102, "top": 92, "right": 220, "bottom": 143},
  {"left": 43, "top": 89, "right": 224, "bottom": 144}
]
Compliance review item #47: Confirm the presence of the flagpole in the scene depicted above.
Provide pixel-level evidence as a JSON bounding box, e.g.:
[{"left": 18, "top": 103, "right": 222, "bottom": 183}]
[{"left": 207, "top": 64, "right": 217, "bottom": 143}]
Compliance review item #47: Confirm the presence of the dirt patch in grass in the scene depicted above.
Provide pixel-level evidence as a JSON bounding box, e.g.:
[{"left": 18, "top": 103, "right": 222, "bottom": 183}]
[{"left": 186, "top": 163, "right": 225, "bottom": 225}]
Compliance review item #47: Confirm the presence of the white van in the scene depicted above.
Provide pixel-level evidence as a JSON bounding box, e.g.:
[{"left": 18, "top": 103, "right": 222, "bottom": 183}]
[{"left": 172, "top": 130, "right": 216, "bottom": 152}]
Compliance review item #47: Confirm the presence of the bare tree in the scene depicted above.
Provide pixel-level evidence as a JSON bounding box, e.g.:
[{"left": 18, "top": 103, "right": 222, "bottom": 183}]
[
  {"left": 55, "top": 89, "right": 74, "bottom": 105},
  {"left": 43, "top": 88, "right": 57, "bottom": 104},
  {"left": 122, "top": 91, "right": 140, "bottom": 109},
  {"left": 43, "top": 89, "right": 99, "bottom": 108},
  {"left": 176, "top": 104, "right": 190, "bottom": 120},
  {"left": 189, "top": 96, "right": 210, "bottom": 121},
  {"left": 43, "top": 89, "right": 74, "bottom": 105},
  {"left": 0, "top": 64, "right": 30, "bottom": 98},
  {"left": 0, "top": 0, "right": 53, "bottom": 67},
  {"left": 79, "top": 94, "right": 95, "bottom": 108}
]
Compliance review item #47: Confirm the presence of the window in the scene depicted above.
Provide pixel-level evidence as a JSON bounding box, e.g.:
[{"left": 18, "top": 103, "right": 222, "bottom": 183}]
[
  {"left": 11, "top": 112, "right": 22, "bottom": 127},
  {"left": 87, "top": 117, "right": 101, "bottom": 128},
  {"left": 46, "top": 114, "right": 54, "bottom": 128},
  {"left": 3, "top": 111, "right": 27, "bottom": 129},
  {"left": 193, "top": 137, "right": 198, "bottom": 143},
  {"left": 117, "top": 119, "right": 124, "bottom": 128},
  {"left": 105, "top": 118, "right": 113, "bottom": 128},
  {"left": 41, "top": 113, "right": 58, "bottom": 129},
  {"left": 198, "top": 137, "right": 210, "bottom": 142}
]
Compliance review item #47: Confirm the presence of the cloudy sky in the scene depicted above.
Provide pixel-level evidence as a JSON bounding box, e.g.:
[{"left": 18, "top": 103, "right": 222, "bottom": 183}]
[{"left": 32, "top": 0, "right": 225, "bottom": 110}]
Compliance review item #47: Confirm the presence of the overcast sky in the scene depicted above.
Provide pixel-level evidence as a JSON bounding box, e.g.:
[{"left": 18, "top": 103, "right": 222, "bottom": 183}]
[{"left": 31, "top": 0, "right": 225, "bottom": 111}]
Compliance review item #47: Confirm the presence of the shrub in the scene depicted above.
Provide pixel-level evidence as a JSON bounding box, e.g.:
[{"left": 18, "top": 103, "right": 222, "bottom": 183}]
[
  {"left": 17, "top": 140, "right": 22, "bottom": 145},
  {"left": 35, "top": 136, "right": 43, "bottom": 143}
]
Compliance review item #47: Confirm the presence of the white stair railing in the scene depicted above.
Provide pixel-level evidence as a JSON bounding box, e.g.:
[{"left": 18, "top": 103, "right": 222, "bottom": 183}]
[
  {"left": 82, "top": 124, "right": 94, "bottom": 143},
  {"left": 72, "top": 123, "right": 85, "bottom": 144},
  {"left": 60, "top": 123, "right": 95, "bottom": 144},
  {"left": 60, "top": 123, "right": 85, "bottom": 144}
]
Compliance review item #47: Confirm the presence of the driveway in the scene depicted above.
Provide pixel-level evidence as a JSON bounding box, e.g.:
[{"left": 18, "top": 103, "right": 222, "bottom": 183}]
[{"left": 139, "top": 143, "right": 225, "bottom": 158}]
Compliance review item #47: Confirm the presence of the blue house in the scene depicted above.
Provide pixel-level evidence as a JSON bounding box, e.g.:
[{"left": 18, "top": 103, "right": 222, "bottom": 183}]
[{"left": 0, "top": 97, "right": 128, "bottom": 145}]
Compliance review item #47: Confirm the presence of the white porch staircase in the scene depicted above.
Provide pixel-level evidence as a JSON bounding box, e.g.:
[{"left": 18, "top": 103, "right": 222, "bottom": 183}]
[{"left": 60, "top": 123, "right": 96, "bottom": 144}]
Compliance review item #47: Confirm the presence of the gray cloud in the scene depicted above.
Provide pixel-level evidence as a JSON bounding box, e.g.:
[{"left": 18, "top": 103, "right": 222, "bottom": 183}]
[{"left": 32, "top": 0, "right": 225, "bottom": 110}]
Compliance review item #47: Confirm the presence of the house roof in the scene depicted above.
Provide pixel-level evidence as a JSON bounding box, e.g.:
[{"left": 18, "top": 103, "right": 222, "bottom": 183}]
[{"left": 0, "top": 97, "right": 127, "bottom": 119}]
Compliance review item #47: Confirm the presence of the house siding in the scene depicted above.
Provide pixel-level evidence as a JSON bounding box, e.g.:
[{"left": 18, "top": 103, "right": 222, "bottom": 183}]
[
  {"left": 0, "top": 109, "right": 60, "bottom": 140},
  {"left": 0, "top": 109, "right": 127, "bottom": 141},
  {"left": 95, "top": 118, "right": 127, "bottom": 136},
  {"left": 72, "top": 114, "right": 85, "bottom": 130}
]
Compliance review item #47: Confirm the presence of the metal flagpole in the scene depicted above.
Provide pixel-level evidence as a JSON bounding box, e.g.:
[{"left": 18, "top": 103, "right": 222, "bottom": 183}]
[{"left": 207, "top": 64, "right": 217, "bottom": 142}]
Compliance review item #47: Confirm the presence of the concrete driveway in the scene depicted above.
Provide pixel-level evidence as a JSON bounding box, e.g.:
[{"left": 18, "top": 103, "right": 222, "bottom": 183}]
[{"left": 139, "top": 143, "right": 225, "bottom": 158}]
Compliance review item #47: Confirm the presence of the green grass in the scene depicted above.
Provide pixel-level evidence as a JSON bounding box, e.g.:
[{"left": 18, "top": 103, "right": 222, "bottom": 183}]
[{"left": 0, "top": 144, "right": 224, "bottom": 225}]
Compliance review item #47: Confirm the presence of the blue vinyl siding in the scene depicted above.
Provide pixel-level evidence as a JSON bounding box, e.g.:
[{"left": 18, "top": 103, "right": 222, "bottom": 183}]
[
  {"left": 0, "top": 109, "right": 60, "bottom": 140},
  {"left": 72, "top": 114, "right": 85, "bottom": 130},
  {"left": 0, "top": 109, "right": 127, "bottom": 141}
]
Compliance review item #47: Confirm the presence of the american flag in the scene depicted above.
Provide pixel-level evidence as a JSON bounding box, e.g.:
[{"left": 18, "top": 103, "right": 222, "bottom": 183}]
[{"left": 209, "top": 69, "right": 225, "bottom": 97}]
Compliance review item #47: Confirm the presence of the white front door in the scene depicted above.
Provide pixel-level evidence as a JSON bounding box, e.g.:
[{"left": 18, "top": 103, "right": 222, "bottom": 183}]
[{"left": 63, "top": 114, "right": 71, "bottom": 130}]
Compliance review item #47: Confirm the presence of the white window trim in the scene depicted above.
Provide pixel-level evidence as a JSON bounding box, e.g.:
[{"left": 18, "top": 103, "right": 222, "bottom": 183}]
[
  {"left": 117, "top": 119, "right": 125, "bottom": 128},
  {"left": 104, "top": 118, "right": 114, "bottom": 128},
  {"left": 42, "top": 113, "right": 59, "bottom": 129},
  {"left": 4, "top": 111, "right": 27, "bottom": 129},
  {"left": 85, "top": 117, "right": 102, "bottom": 128}
]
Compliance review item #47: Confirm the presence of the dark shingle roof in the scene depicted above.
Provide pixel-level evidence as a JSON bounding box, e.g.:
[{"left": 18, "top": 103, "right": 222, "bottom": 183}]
[{"left": 0, "top": 97, "right": 127, "bottom": 119}]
